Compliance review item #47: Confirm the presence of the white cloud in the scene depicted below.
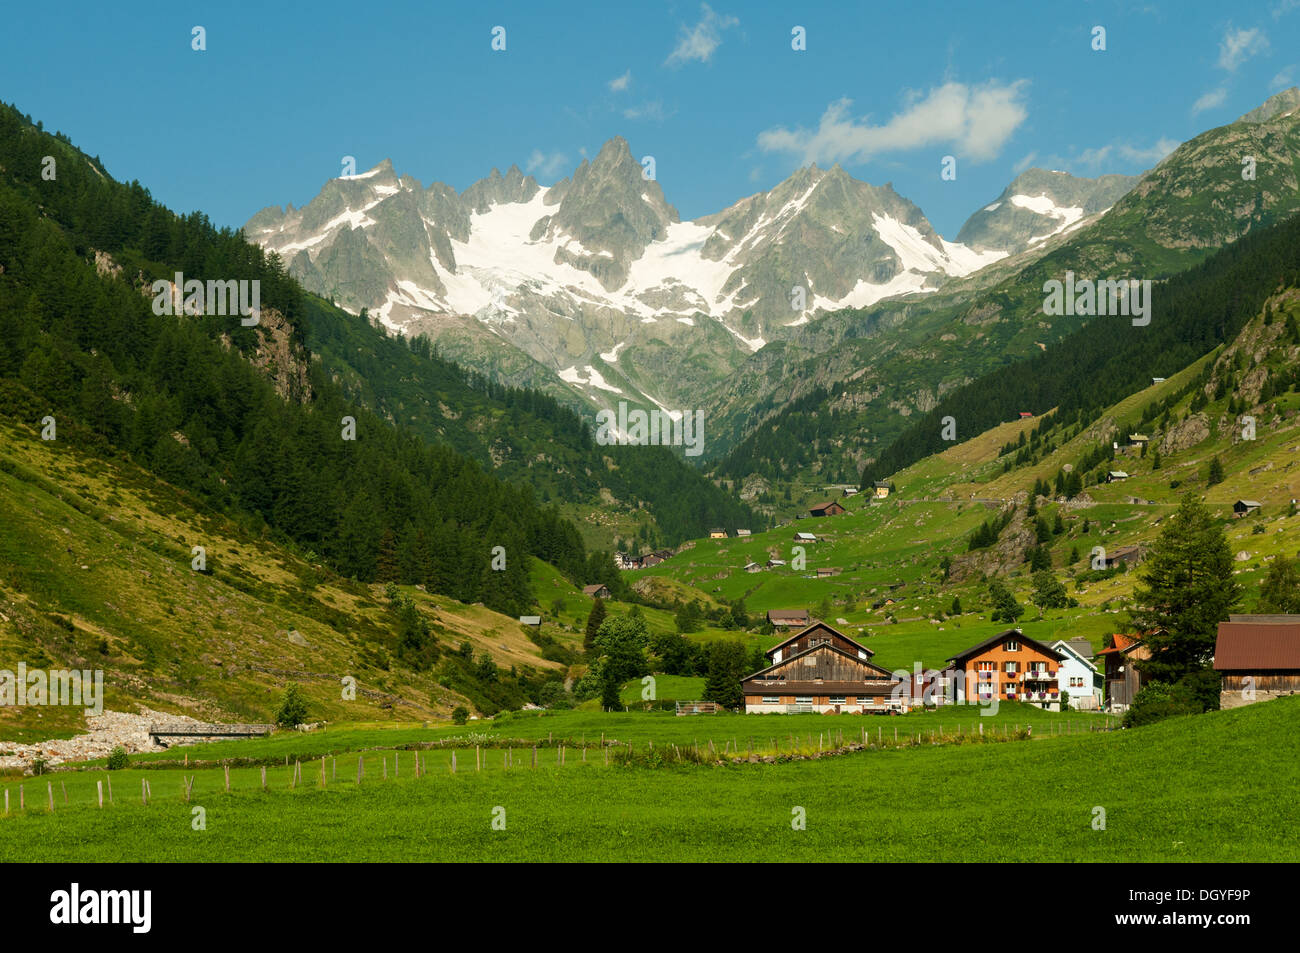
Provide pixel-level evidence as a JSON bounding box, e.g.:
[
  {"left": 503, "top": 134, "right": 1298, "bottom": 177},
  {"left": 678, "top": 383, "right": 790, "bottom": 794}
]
[
  {"left": 1192, "top": 87, "right": 1228, "bottom": 113},
  {"left": 1272, "top": 66, "right": 1296, "bottom": 87},
  {"left": 1012, "top": 151, "right": 1038, "bottom": 174},
  {"left": 1217, "top": 27, "right": 1268, "bottom": 71},
  {"left": 623, "top": 100, "right": 671, "bottom": 122},
  {"left": 525, "top": 149, "right": 569, "bottom": 179},
  {"left": 666, "top": 4, "right": 739, "bottom": 66},
  {"left": 1068, "top": 137, "right": 1179, "bottom": 170},
  {"left": 757, "top": 81, "right": 1029, "bottom": 166},
  {"left": 608, "top": 70, "right": 631, "bottom": 92}
]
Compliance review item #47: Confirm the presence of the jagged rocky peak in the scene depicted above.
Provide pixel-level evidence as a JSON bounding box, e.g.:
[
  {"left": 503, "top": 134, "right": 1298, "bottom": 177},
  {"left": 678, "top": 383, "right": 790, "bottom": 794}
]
[
  {"left": 956, "top": 168, "right": 1139, "bottom": 254},
  {"left": 462, "top": 164, "right": 540, "bottom": 212}
]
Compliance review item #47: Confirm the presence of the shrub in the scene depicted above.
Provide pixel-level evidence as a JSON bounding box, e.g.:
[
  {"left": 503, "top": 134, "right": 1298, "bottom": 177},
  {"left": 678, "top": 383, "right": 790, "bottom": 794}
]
[
  {"left": 106, "top": 746, "right": 129, "bottom": 770},
  {"left": 1122, "top": 682, "right": 1200, "bottom": 728},
  {"left": 273, "top": 683, "right": 310, "bottom": 728},
  {"left": 451, "top": 706, "right": 470, "bottom": 725}
]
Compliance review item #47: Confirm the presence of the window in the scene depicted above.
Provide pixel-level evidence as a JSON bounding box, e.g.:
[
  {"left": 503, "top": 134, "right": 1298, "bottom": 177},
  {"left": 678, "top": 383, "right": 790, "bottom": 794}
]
[
  {"left": 1070, "top": 676, "right": 1084, "bottom": 688},
  {"left": 829, "top": 695, "right": 846, "bottom": 704},
  {"left": 1004, "top": 661, "right": 1019, "bottom": 674},
  {"left": 762, "top": 696, "right": 780, "bottom": 704},
  {"left": 978, "top": 661, "right": 996, "bottom": 672},
  {"left": 1005, "top": 640, "right": 1020, "bottom": 651},
  {"left": 796, "top": 695, "right": 812, "bottom": 704}
]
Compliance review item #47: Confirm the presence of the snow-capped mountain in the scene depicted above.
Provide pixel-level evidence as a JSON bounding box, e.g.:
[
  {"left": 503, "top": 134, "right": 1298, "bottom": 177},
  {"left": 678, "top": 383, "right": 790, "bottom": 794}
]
[
  {"left": 244, "top": 139, "right": 1124, "bottom": 412},
  {"left": 955, "top": 168, "right": 1139, "bottom": 256}
]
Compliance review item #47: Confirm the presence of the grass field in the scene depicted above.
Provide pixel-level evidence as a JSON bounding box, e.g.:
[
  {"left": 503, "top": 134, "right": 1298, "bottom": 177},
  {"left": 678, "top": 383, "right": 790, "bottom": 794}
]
[{"left": 0, "top": 698, "right": 1293, "bottom": 862}]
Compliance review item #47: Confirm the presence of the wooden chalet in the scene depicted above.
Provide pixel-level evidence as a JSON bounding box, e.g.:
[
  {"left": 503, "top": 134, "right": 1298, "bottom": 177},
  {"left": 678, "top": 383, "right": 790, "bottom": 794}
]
[
  {"left": 1097, "top": 633, "right": 1150, "bottom": 710},
  {"left": 872, "top": 481, "right": 891, "bottom": 499},
  {"left": 1215, "top": 615, "right": 1300, "bottom": 709},
  {"left": 735, "top": 528, "right": 752, "bottom": 537},
  {"left": 582, "top": 584, "right": 611, "bottom": 599},
  {"left": 793, "top": 531, "right": 819, "bottom": 543},
  {"left": 519, "top": 616, "right": 541, "bottom": 627},
  {"left": 944, "top": 629, "right": 1067, "bottom": 709},
  {"left": 1233, "top": 499, "right": 1262, "bottom": 518},
  {"left": 767, "top": 609, "right": 811, "bottom": 628},
  {"left": 809, "top": 500, "right": 846, "bottom": 517},
  {"left": 742, "top": 621, "right": 903, "bottom": 714},
  {"left": 1102, "top": 544, "right": 1144, "bottom": 569},
  {"left": 743, "top": 561, "right": 762, "bottom": 573},
  {"left": 1107, "top": 470, "right": 1129, "bottom": 483},
  {"left": 709, "top": 529, "right": 728, "bottom": 539}
]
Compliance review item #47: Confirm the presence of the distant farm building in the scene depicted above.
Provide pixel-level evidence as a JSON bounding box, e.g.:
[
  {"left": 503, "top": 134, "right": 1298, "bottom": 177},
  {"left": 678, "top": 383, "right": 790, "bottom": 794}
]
[
  {"left": 735, "top": 528, "right": 752, "bottom": 537},
  {"left": 1018, "top": 411, "right": 1033, "bottom": 419},
  {"left": 1215, "top": 615, "right": 1300, "bottom": 709},
  {"left": 519, "top": 616, "right": 541, "bottom": 627},
  {"left": 767, "top": 609, "right": 811, "bottom": 628},
  {"left": 809, "top": 500, "right": 846, "bottom": 517},
  {"left": 1107, "top": 470, "right": 1129, "bottom": 482},
  {"left": 1128, "top": 434, "right": 1149, "bottom": 446},
  {"left": 582, "top": 584, "right": 611, "bottom": 599},
  {"left": 766, "top": 558, "right": 787, "bottom": 568},
  {"left": 742, "top": 622, "right": 903, "bottom": 714},
  {"left": 944, "top": 629, "right": 1067, "bottom": 710},
  {"left": 639, "top": 553, "right": 665, "bottom": 568},
  {"left": 743, "top": 561, "right": 762, "bottom": 574},
  {"left": 1233, "top": 499, "right": 1262, "bottom": 518},
  {"left": 793, "top": 532, "right": 819, "bottom": 543},
  {"left": 842, "top": 487, "right": 859, "bottom": 497},
  {"left": 709, "top": 529, "right": 728, "bottom": 539},
  {"left": 872, "top": 481, "right": 891, "bottom": 499},
  {"left": 1098, "top": 633, "right": 1150, "bottom": 710},
  {"left": 1102, "top": 544, "right": 1144, "bottom": 569},
  {"left": 1152, "top": 377, "right": 1166, "bottom": 384},
  {"left": 816, "top": 567, "right": 842, "bottom": 578}
]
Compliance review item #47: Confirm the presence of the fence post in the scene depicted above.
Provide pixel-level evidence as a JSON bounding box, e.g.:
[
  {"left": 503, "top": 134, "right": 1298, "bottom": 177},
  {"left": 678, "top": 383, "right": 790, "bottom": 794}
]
[
  {"left": 261, "top": 765, "right": 267, "bottom": 790},
  {"left": 357, "top": 756, "right": 363, "bottom": 784},
  {"left": 3, "top": 789, "right": 7, "bottom": 815},
  {"left": 224, "top": 764, "right": 230, "bottom": 793},
  {"left": 61, "top": 781, "right": 67, "bottom": 804},
  {"left": 48, "top": 781, "right": 54, "bottom": 812},
  {"left": 451, "top": 751, "right": 457, "bottom": 774},
  {"left": 96, "top": 781, "right": 102, "bottom": 809},
  {"left": 106, "top": 775, "right": 113, "bottom": 805}
]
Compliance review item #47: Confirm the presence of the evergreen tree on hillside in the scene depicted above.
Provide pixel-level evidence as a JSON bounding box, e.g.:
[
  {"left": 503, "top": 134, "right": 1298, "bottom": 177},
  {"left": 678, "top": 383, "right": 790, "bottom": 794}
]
[
  {"left": 1256, "top": 556, "right": 1300, "bottom": 613},
  {"left": 584, "top": 597, "right": 607, "bottom": 654},
  {"left": 1129, "top": 497, "right": 1241, "bottom": 682},
  {"left": 1031, "top": 571, "right": 1069, "bottom": 613},
  {"left": 988, "top": 580, "right": 1024, "bottom": 623},
  {"left": 1206, "top": 456, "right": 1225, "bottom": 487}
]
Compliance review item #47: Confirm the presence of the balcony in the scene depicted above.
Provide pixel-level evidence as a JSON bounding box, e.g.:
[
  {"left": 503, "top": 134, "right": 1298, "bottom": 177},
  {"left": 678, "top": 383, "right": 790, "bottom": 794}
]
[{"left": 1022, "top": 669, "right": 1056, "bottom": 682}]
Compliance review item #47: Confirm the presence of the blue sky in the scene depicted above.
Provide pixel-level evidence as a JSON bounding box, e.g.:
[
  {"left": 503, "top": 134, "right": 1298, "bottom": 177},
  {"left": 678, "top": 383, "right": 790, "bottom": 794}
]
[{"left": 2, "top": 0, "right": 1296, "bottom": 237}]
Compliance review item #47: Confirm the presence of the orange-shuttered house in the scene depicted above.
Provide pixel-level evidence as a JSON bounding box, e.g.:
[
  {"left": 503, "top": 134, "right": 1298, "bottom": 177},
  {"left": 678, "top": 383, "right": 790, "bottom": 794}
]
[
  {"left": 944, "top": 629, "right": 1067, "bottom": 710},
  {"left": 742, "top": 621, "right": 904, "bottom": 714}
]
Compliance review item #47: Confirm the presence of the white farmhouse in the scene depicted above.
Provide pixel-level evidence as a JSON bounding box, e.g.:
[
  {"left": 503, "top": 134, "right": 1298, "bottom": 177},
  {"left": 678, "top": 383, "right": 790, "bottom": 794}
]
[{"left": 1051, "top": 638, "right": 1104, "bottom": 710}]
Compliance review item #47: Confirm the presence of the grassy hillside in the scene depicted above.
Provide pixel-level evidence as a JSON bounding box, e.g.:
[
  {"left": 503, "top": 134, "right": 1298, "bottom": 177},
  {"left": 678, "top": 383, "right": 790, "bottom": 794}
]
[{"left": 0, "top": 413, "right": 577, "bottom": 740}]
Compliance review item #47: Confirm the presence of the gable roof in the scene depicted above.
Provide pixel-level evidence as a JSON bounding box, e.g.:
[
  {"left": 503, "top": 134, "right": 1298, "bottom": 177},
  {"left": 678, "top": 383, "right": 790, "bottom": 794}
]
[
  {"left": 767, "top": 609, "right": 810, "bottom": 621},
  {"left": 581, "top": 584, "right": 608, "bottom": 596},
  {"left": 946, "top": 628, "right": 1066, "bottom": 665},
  {"left": 745, "top": 641, "right": 896, "bottom": 681},
  {"left": 767, "top": 620, "right": 873, "bottom": 659},
  {"left": 1097, "top": 633, "right": 1146, "bottom": 656},
  {"left": 1234, "top": 499, "right": 1262, "bottom": 508},
  {"left": 1214, "top": 621, "right": 1300, "bottom": 670},
  {"left": 1051, "top": 638, "right": 1099, "bottom": 670}
]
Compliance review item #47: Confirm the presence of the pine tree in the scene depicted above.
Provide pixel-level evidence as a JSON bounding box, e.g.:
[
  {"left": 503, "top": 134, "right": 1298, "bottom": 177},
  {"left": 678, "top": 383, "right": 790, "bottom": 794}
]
[
  {"left": 584, "top": 597, "right": 607, "bottom": 654},
  {"left": 1206, "top": 456, "right": 1225, "bottom": 487},
  {"left": 1129, "top": 497, "right": 1241, "bottom": 682}
]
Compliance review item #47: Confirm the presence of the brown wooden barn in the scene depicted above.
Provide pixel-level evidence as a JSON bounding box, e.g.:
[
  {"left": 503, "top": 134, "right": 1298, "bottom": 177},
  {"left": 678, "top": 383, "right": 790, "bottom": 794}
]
[
  {"left": 742, "top": 622, "right": 902, "bottom": 714},
  {"left": 1215, "top": 616, "right": 1300, "bottom": 709}
]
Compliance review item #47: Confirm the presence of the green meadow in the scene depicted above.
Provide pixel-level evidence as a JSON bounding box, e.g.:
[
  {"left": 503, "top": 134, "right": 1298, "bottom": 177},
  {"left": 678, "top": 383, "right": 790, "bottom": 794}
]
[{"left": 0, "top": 698, "right": 1293, "bottom": 862}]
